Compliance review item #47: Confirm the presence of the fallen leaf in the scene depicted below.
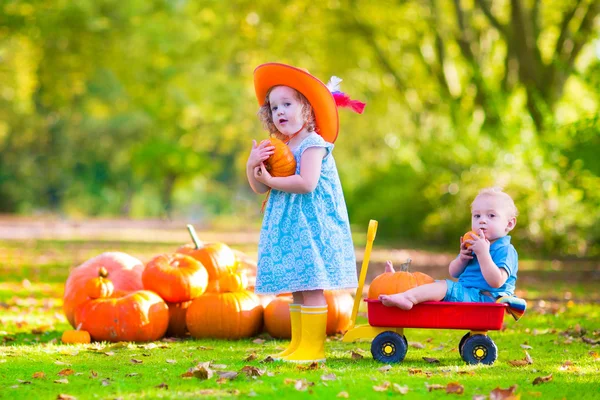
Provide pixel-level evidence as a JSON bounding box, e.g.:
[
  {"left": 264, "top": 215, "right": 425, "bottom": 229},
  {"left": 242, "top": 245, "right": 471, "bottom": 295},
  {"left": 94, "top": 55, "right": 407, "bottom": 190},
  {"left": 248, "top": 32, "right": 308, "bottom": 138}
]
[
  {"left": 181, "top": 371, "right": 194, "bottom": 378},
  {"left": 156, "top": 382, "right": 168, "bottom": 389},
  {"left": 126, "top": 373, "right": 139, "bottom": 377},
  {"left": 197, "top": 346, "right": 214, "bottom": 350},
  {"left": 103, "top": 352, "right": 115, "bottom": 357},
  {"left": 409, "top": 341, "right": 425, "bottom": 349},
  {"left": 373, "top": 381, "right": 390, "bottom": 392},
  {"left": 58, "top": 369, "right": 75, "bottom": 376},
  {"left": 426, "top": 383, "right": 445, "bottom": 391},
  {"left": 589, "top": 351, "right": 598, "bottom": 359},
  {"left": 17, "top": 380, "right": 32, "bottom": 384},
  {"left": 520, "top": 344, "right": 533, "bottom": 349},
  {"left": 89, "top": 370, "right": 98, "bottom": 378},
  {"left": 252, "top": 338, "right": 266, "bottom": 344},
  {"left": 296, "top": 362, "right": 320, "bottom": 371},
  {"left": 54, "top": 361, "right": 71, "bottom": 366},
  {"left": 295, "top": 379, "right": 314, "bottom": 391},
  {"left": 193, "top": 366, "right": 214, "bottom": 380},
  {"left": 321, "top": 373, "right": 337, "bottom": 381},
  {"left": 130, "top": 359, "right": 143, "bottom": 364},
  {"left": 392, "top": 383, "right": 409, "bottom": 394},
  {"left": 423, "top": 357, "right": 439, "bottom": 364},
  {"left": 446, "top": 382, "right": 464, "bottom": 394},
  {"left": 490, "top": 384, "right": 519, "bottom": 400},
  {"left": 472, "top": 395, "right": 487, "bottom": 400},
  {"left": 56, "top": 395, "right": 76, "bottom": 400},
  {"left": 351, "top": 351, "right": 364, "bottom": 360},
  {"left": 261, "top": 356, "right": 275, "bottom": 363},
  {"left": 54, "top": 379, "right": 69, "bottom": 384},
  {"left": 337, "top": 391, "right": 349, "bottom": 398},
  {"left": 240, "top": 366, "right": 265, "bottom": 377},
  {"left": 211, "top": 364, "right": 227, "bottom": 369},
  {"left": 378, "top": 364, "right": 392, "bottom": 373},
  {"left": 166, "top": 359, "right": 176, "bottom": 364},
  {"left": 457, "top": 370, "right": 475, "bottom": 376},
  {"left": 32, "top": 372, "right": 45, "bottom": 379},
  {"left": 244, "top": 353, "right": 257, "bottom": 362},
  {"left": 217, "top": 371, "right": 238, "bottom": 380},
  {"left": 101, "top": 379, "right": 110, "bottom": 386},
  {"left": 532, "top": 374, "right": 552, "bottom": 385},
  {"left": 408, "top": 368, "right": 422, "bottom": 375}
]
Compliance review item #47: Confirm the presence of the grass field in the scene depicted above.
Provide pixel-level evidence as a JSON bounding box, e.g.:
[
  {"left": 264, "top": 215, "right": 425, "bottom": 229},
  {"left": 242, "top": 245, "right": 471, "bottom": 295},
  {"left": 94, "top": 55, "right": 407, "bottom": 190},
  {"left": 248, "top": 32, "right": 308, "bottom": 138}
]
[{"left": 1, "top": 220, "right": 599, "bottom": 399}]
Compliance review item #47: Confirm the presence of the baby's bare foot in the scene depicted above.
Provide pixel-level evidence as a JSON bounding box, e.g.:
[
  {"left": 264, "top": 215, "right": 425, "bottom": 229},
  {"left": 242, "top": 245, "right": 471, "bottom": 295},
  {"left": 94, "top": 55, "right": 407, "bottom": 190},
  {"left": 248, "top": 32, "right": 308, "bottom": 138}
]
[
  {"left": 379, "top": 293, "right": 414, "bottom": 310},
  {"left": 384, "top": 260, "right": 395, "bottom": 273}
]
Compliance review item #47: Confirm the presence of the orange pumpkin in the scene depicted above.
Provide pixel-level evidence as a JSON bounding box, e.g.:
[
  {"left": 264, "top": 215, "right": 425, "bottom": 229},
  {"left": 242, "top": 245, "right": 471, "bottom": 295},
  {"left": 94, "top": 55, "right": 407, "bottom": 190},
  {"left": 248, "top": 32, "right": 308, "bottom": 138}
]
[
  {"left": 84, "top": 267, "right": 114, "bottom": 299},
  {"left": 61, "top": 324, "right": 91, "bottom": 344},
  {"left": 74, "top": 290, "right": 169, "bottom": 342},
  {"left": 63, "top": 252, "right": 145, "bottom": 328},
  {"left": 177, "top": 226, "right": 236, "bottom": 293},
  {"left": 165, "top": 300, "right": 192, "bottom": 337},
  {"left": 261, "top": 137, "right": 296, "bottom": 177},
  {"left": 368, "top": 260, "right": 434, "bottom": 299},
  {"left": 462, "top": 230, "right": 480, "bottom": 249},
  {"left": 232, "top": 249, "right": 257, "bottom": 288},
  {"left": 142, "top": 253, "right": 208, "bottom": 303},
  {"left": 186, "top": 290, "right": 263, "bottom": 339},
  {"left": 212, "top": 271, "right": 248, "bottom": 293},
  {"left": 324, "top": 290, "right": 355, "bottom": 335}
]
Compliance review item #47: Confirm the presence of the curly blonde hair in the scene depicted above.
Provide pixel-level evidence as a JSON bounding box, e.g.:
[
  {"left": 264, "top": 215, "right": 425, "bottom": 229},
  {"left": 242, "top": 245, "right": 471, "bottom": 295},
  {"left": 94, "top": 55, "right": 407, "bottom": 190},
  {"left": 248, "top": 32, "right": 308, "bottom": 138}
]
[{"left": 257, "top": 86, "right": 317, "bottom": 141}]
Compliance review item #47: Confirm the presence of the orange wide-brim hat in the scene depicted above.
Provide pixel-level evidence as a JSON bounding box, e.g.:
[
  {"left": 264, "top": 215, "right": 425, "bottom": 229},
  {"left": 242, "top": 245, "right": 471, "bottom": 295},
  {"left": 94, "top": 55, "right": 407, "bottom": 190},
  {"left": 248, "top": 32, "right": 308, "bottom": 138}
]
[{"left": 254, "top": 63, "right": 339, "bottom": 143}]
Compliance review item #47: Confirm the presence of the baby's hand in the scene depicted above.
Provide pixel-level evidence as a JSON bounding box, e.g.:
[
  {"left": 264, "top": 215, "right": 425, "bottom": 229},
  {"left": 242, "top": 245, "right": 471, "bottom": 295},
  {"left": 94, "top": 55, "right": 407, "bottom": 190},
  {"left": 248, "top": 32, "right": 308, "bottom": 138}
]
[
  {"left": 247, "top": 140, "right": 275, "bottom": 169},
  {"left": 468, "top": 229, "right": 490, "bottom": 256},
  {"left": 458, "top": 238, "right": 474, "bottom": 263}
]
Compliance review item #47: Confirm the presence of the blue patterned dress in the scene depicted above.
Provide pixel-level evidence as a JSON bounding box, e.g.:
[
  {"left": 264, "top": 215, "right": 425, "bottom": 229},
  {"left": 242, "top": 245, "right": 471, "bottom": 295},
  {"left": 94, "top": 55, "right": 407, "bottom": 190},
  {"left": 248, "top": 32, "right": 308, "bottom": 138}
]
[{"left": 255, "top": 133, "right": 358, "bottom": 294}]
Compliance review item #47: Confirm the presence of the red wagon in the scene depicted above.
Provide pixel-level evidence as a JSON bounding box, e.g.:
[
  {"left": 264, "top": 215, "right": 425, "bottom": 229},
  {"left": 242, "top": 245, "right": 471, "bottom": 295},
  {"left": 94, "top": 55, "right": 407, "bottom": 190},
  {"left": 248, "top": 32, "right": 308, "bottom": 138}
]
[{"left": 344, "top": 220, "right": 509, "bottom": 365}]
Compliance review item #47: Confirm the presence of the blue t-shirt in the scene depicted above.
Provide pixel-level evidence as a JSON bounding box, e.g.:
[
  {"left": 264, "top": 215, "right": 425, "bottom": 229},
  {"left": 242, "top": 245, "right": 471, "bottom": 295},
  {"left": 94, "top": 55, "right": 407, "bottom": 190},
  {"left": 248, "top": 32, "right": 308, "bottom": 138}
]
[{"left": 455, "top": 235, "right": 518, "bottom": 297}]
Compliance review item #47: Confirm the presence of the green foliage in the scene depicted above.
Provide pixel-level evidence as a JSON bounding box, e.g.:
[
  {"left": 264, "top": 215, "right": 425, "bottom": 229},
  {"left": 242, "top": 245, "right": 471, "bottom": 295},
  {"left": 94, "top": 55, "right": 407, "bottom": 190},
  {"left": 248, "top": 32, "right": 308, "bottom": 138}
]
[{"left": 0, "top": 0, "right": 599, "bottom": 256}]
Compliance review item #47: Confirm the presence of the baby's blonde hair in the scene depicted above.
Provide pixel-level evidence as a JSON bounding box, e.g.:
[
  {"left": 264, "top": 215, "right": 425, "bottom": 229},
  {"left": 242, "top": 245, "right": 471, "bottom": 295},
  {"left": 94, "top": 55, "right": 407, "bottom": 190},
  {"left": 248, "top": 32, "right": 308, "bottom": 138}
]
[
  {"left": 257, "top": 86, "right": 317, "bottom": 141},
  {"left": 472, "top": 187, "right": 518, "bottom": 218}
]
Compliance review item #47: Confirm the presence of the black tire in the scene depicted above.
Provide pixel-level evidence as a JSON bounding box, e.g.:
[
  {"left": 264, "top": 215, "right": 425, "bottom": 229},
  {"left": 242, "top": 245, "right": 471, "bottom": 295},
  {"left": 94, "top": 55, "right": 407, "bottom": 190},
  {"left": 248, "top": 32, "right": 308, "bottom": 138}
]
[
  {"left": 458, "top": 332, "right": 470, "bottom": 356},
  {"left": 461, "top": 334, "right": 498, "bottom": 365},
  {"left": 371, "top": 331, "right": 408, "bottom": 363}
]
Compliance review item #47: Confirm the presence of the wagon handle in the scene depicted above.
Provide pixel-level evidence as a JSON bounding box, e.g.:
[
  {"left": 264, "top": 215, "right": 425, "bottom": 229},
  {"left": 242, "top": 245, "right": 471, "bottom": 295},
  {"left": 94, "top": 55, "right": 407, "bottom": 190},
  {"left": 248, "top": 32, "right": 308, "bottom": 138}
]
[{"left": 349, "top": 219, "right": 378, "bottom": 329}]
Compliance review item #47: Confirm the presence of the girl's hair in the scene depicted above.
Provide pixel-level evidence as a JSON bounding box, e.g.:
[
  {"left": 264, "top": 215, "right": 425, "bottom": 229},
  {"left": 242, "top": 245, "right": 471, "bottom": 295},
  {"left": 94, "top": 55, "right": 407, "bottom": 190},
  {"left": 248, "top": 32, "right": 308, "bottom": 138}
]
[
  {"left": 257, "top": 86, "right": 317, "bottom": 141},
  {"left": 472, "top": 187, "right": 518, "bottom": 217}
]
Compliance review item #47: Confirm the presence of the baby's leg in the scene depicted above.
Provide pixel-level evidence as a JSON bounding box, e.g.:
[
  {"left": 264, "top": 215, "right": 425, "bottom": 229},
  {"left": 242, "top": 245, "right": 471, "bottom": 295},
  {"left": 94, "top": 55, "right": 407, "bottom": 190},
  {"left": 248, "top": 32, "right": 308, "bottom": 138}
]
[{"left": 379, "top": 281, "right": 448, "bottom": 310}]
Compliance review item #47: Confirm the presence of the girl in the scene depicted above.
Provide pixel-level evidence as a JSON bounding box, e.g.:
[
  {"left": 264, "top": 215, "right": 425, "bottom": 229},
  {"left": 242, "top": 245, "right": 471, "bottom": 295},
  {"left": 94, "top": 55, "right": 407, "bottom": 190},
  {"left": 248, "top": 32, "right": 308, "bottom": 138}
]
[{"left": 246, "top": 63, "right": 365, "bottom": 363}]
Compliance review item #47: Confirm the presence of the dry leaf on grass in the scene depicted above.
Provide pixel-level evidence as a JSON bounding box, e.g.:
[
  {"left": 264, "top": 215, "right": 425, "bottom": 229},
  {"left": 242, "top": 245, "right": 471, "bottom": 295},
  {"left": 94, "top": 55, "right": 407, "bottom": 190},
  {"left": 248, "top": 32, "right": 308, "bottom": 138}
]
[
  {"left": 351, "top": 351, "right": 364, "bottom": 360},
  {"left": 32, "top": 372, "right": 45, "bottom": 379},
  {"left": 296, "top": 362, "right": 320, "bottom": 371},
  {"left": 520, "top": 344, "right": 533, "bottom": 349},
  {"left": 252, "top": 338, "right": 266, "bottom": 344},
  {"left": 54, "top": 379, "right": 69, "bottom": 384},
  {"left": 508, "top": 351, "right": 533, "bottom": 366},
  {"left": 240, "top": 366, "right": 265, "bottom": 377},
  {"left": 589, "top": 351, "right": 598, "bottom": 359},
  {"left": 294, "top": 379, "right": 314, "bottom": 391},
  {"left": 156, "top": 382, "right": 168, "bottom": 389},
  {"left": 130, "top": 359, "right": 143, "bottom": 364},
  {"left": 409, "top": 341, "right": 425, "bottom": 349},
  {"left": 490, "top": 384, "right": 518, "bottom": 400},
  {"left": 425, "top": 383, "right": 445, "bottom": 392},
  {"left": 378, "top": 365, "right": 392, "bottom": 373},
  {"left": 532, "top": 374, "right": 552, "bottom": 385},
  {"left": 392, "top": 383, "right": 409, "bottom": 394},
  {"left": 321, "top": 373, "right": 337, "bottom": 381},
  {"left": 244, "top": 352, "right": 258, "bottom": 361},
  {"left": 101, "top": 379, "right": 110, "bottom": 386},
  {"left": 261, "top": 356, "right": 275, "bottom": 363},
  {"left": 337, "top": 391, "right": 349, "bottom": 398},
  {"left": 193, "top": 365, "right": 214, "bottom": 380},
  {"left": 58, "top": 369, "right": 75, "bottom": 376},
  {"left": 126, "top": 373, "right": 138, "bottom": 377},
  {"left": 57, "top": 395, "right": 77, "bottom": 400},
  {"left": 373, "top": 381, "right": 390, "bottom": 392},
  {"left": 423, "top": 357, "right": 440, "bottom": 364},
  {"left": 217, "top": 371, "right": 239, "bottom": 380},
  {"left": 89, "top": 370, "right": 98, "bottom": 378},
  {"left": 445, "top": 382, "right": 464, "bottom": 394}
]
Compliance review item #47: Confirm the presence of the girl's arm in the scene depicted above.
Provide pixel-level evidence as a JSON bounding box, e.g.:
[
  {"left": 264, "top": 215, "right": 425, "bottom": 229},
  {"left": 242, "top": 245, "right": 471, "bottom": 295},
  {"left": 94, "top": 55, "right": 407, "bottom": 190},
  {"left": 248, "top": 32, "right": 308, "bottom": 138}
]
[{"left": 254, "top": 147, "right": 326, "bottom": 194}]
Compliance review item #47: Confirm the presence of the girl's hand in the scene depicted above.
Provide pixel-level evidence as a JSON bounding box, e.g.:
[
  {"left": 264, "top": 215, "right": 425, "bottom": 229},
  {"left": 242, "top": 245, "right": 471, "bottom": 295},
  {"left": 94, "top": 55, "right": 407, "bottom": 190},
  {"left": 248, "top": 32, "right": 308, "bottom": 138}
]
[
  {"left": 469, "top": 229, "right": 490, "bottom": 256},
  {"left": 458, "top": 236, "right": 474, "bottom": 262},
  {"left": 247, "top": 140, "right": 275, "bottom": 169},
  {"left": 253, "top": 163, "right": 272, "bottom": 185}
]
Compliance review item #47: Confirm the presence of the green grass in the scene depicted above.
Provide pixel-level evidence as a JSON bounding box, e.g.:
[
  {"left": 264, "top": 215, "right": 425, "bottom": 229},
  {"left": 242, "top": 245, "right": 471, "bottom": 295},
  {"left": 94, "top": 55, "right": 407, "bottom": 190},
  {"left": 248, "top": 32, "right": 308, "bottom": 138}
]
[{"left": 1, "top": 238, "right": 599, "bottom": 399}]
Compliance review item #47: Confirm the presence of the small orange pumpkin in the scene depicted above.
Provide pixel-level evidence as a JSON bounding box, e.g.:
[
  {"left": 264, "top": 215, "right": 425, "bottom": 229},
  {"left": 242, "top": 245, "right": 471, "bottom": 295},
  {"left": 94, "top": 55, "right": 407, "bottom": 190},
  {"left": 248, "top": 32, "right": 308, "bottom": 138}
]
[
  {"left": 213, "top": 271, "right": 249, "bottom": 293},
  {"left": 186, "top": 290, "right": 263, "bottom": 339},
  {"left": 263, "top": 294, "right": 293, "bottom": 339},
  {"left": 462, "top": 230, "right": 480, "bottom": 249},
  {"left": 84, "top": 267, "right": 114, "bottom": 299},
  {"left": 61, "top": 323, "right": 91, "bottom": 344},
  {"left": 261, "top": 137, "right": 296, "bottom": 177},
  {"left": 368, "top": 259, "right": 434, "bottom": 299},
  {"left": 142, "top": 253, "right": 208, "bottom": 303}
]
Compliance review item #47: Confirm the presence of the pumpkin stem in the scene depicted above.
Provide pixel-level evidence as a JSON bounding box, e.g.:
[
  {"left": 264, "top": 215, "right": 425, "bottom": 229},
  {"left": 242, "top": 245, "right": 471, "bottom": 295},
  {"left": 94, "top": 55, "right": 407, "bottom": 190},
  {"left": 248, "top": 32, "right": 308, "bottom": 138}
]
[
  {"left": 186, "top": 224, "right": 204, "bottom": 249},
  {"left": 398, "top": 258, "right": 412, "bottom": 272},
  {"left": 98, "top": 267, "right": 108, "bottom": 278}
]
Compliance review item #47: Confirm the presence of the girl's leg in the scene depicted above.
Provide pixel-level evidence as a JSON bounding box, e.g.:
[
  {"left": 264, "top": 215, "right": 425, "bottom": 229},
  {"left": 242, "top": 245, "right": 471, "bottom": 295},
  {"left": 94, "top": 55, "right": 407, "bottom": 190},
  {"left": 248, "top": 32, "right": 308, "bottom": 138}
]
[
  {"left": 283, "top": 289, "right": 328, "bottom": 363},
  {"left": 379, "top": 281, "right": 448, "bottom": 310},
  {"left": 273, "top": 291, "right": 303, "bottom": 359}
]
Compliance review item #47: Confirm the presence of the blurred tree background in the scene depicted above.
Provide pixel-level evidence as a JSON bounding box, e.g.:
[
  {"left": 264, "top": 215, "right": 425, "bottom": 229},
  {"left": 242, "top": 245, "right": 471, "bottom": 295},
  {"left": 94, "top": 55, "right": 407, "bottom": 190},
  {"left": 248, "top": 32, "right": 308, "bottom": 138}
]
[{"left": 0, "top": 0, "right": 599, "bottom": 257}]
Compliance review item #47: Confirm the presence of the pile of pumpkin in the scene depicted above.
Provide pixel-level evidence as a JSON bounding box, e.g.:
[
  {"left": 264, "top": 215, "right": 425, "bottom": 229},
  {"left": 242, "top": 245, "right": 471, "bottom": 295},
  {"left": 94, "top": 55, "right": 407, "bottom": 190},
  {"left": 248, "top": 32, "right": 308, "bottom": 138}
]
[{"left": 62, "top": 228, "right": 354, "bottom": 343}]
